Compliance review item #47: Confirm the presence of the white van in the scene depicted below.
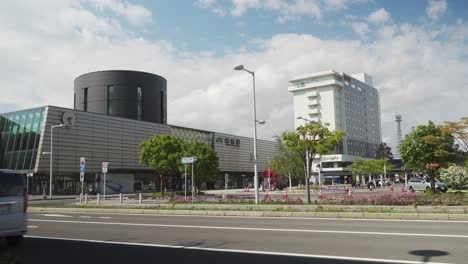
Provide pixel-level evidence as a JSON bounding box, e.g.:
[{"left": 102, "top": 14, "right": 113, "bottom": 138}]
[{"left": 0, "top": 170, "right": 27, "bottom": 246}]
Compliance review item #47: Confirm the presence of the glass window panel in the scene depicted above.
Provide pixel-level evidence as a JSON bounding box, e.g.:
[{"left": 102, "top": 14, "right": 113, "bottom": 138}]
[
  {"left": 16, "top": 151, "right": 25, "bottom": 170},
  {"left": 107, "top": 85, "right": 114, "bottom": 115},
  {"left": 28, "top": 150, "right": 37, "bottom": 170},
  {"left": 137, "top": 86, "right": 143, "bottom": 120},
  {"left": 0, "top": 116, "right": 5, "bottom": 132}
]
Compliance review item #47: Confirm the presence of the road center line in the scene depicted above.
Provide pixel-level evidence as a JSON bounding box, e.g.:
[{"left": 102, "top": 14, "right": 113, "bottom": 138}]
[
  {"left": 24, "top": 235, "right": 453, "bottom": 264},
  {"left": 29, "top": 219, "right": 468, "bottom": 239},
  {"left": 42, "top": 214, "right": 73, "bottom": 218}
]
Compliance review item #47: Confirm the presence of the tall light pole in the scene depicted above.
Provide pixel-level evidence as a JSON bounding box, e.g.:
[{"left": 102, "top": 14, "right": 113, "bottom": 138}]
[
  {"left": 297, "top": 117, "right": 312, "bottom": 187},
  {"left": 49, "top": 124, "right": 65, "bottom": 199},
  {"left": 234, "top": 64, "right": 260, "bottom": 204}
]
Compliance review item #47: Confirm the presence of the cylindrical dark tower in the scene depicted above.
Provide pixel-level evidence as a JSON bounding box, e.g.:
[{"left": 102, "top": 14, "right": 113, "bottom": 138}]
[{"left": 74, "top": 70, "right": 167, "bottom": 124}]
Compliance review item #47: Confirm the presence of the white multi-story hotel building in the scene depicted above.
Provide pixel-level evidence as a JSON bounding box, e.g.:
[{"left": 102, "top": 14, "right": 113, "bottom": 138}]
[{"left": 288, "top": 70, "right": 382, "bottom": 185}]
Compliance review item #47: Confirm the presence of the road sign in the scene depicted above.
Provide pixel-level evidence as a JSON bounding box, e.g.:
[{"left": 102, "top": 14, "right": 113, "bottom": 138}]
[
  {"left": 102, "top": 162, "right": 109, "bottom": 174},
  {"left": 80, "top": 157, "right": 86, "bottom": 173},
  {"left": 182, "top": 157, "right": 197, "bottom": 164},
  {"left": 80, "top": 172, "right": 84, "bottom": 182}
]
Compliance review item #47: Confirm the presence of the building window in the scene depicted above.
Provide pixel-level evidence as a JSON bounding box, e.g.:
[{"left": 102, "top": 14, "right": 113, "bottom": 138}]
[
  {"left": 160, "top": 91, "right": 164, "bottom": 123},
  {"left": 137, "top": 86, "right": 143, "bottom": 120},
  {"left": 83, "top": 88, "right": 88, "bottom": 112},
  {"left": 107, "top": 85, "right": 114, "bottom": 115}
]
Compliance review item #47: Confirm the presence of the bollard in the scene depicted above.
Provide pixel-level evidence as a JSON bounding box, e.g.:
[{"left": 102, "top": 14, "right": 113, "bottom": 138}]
[
  {"left": 119, "top": 193, "right": 123, "bottom": 205},
  {"left": 79, "top": 193, "right": 83, "bottom": 204},
  {"left": 139, "top": 193, "right": 142, "bottom": 205},
  {"left": 85, "top": 193, "right": 88, "bottom": 204},
  {"left": 348, "top": 188, "right": 352, "bottom": 198},
  {"left": 97, "top": 193, "right": 100, "bottom": 206}
]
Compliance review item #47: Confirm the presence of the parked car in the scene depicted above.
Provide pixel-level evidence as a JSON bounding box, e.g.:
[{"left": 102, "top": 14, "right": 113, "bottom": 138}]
[
  {"left": 0, "top": 170, "right": 27, "bottom": 246},
  {"left": 407, "top": 177, "right": 447, "bottom": 193}
]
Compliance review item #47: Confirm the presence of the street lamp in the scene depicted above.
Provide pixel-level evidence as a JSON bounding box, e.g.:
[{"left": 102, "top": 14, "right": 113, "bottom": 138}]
[
  {"left": 235, "top": 64, "right": 260, "bottom": 204},
  {"left": 49, "top": 124, "right": 65, "bottom": 198},
  {"left": 296, "top": 116, "right": 318, "bottom": 186}
]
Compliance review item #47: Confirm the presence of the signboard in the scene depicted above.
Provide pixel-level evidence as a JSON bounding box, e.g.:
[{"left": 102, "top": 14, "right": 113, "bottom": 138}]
[
  {"left": 323, "top": 175, "right": 341, "bottom": 179},
  {"left": 102, "top": 162, "right": 109, "bottom": 174},
  {"left": 321, "top": 155, "right": 341, "bottom": 162},
  {"left": 182, "top": 157, "right": 197, "bottom": 164},
  {"left": 80, "top": 172, "right": 84, "bottom": 182},
  {"left": 80, "top": 157, "right": 85, "bottom": 172}
]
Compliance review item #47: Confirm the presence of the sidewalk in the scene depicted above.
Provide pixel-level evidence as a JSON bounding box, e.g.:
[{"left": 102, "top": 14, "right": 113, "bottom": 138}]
[{"left": 28, "top": 194, "right": 80, "bottom": 201}]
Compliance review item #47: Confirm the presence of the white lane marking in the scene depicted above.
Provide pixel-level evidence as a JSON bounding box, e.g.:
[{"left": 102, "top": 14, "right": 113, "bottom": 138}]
[
  {"left": 27, "top": 226, "right": 39, "bottom": 228},
  {"left": 43, "top": 214, "right": 73, "bottom": 218},
  {"left": 24, "top": 235, "right": 453, "bottom": 264},
  {"left": 29, "top": 211, "right": 468, "bottom": 223},
  {"left": 79, "top": 216, "right": 91, "bottom": 219},
  {"left": 28, "top": 219, "right": 468, "bottom": 239},
  {"left": 98, "top": 217, "right": 111, "bottom": 219}
]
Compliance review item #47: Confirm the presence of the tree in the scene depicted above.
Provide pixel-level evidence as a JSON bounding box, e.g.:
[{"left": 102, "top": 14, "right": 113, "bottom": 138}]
[
  {"left": 439, "top": 165, "right": 468, "bottom": 190},
  {"left": 441, "top": 117, "right": 468, "bottom": 157},
  {"left": 348, "top": 158, "right": 394, "bottom": 186},
  {"left": 182, "top": 141, "right": 219, "bottom": 191},
  {"left": 347, "top": 158, "right": 369, "bottom": 182},
  {"left": 399, "top": 121, "right": 457, "bottom": 191},
  {"left": 376, "top": 142, "right": 393, "bottom": 160},
  {"left": 281, "top": 122, "right": 345, "bottom": 203},
  {"left": 140, "top": 135, "right": 185, "bottom": 193},
  {"left": 269, "top": 137, "right": 303, "bottom": 191}
]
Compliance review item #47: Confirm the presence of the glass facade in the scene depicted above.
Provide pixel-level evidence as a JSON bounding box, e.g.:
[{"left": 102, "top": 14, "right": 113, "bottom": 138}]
[
  {"left": 171, "top": 127, "right": 213, "bottom": 147},
  {"left": 107, "top": 85, "right": 114, "bottom": 115},
  {"left": 137, "top": 86, "right": 143, "bottom": 120},
  {"left": 0, "top": 107, "right": 46, "bottom": 172}
]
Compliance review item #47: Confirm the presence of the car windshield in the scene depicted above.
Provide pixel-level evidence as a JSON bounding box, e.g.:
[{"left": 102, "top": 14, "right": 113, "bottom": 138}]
[{"left": 0, "top": 173, "right": 25, "bottom": 197}]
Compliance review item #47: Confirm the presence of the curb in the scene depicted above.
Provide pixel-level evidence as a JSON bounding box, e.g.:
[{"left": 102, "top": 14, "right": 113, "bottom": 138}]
[{"left": 28, "top": 207, "right": 468, "bottom": 220}]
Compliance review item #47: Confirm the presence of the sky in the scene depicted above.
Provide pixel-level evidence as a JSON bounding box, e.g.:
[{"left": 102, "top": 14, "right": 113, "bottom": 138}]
[{"left": 1, "top": 0, "right": 467, "bottom": 153}]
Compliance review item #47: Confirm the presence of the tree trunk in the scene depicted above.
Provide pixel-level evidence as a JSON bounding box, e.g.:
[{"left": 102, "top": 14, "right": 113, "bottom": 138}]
[{"left": 160, "top": 176, "right": 164, "bottom": 195}]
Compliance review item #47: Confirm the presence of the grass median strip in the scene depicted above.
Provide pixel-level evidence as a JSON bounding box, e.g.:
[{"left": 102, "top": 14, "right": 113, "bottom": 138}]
[{"left": 29, "top": 204, "right": 468, "bottom": 215}]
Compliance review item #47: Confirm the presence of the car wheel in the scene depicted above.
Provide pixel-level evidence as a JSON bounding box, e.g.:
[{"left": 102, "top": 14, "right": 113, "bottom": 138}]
[
  {"left": 6, "top": 235, "right": 23, "bottom": 247},
  {"left": 409, "top": 186, "right": 415, "bottom": 193},
  {"left": 425, "top": 186, "right": 431, "bottom": 193}
]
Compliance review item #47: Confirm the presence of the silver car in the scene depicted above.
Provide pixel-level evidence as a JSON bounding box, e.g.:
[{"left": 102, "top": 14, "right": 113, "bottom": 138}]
[
  {"left": 0, "top": 170, "right": 27, "bottom": 246},
  {"left": 407, "top": 177, "right": 448, "bottom": 193}
]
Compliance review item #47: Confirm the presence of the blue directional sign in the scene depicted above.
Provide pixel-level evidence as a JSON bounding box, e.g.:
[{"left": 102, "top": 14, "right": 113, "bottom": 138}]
[{"left": 80, "top": 157, "right": 85, "bottom": 172}]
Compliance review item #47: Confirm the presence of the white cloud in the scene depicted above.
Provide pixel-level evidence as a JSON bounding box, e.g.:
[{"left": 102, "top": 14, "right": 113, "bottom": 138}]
[
  {"left": 230, "top": 0, "right": 322, "bottom": 22},
  {"left": 351, "top": 22, "right": 370, "bottom": 38},
  {"left": 367, "top": 8, "right": 390, "bottom": 24},
  {"left": 1, "top": 0, "right": 467, "bottom": 154},
  {"left": 196, "top": 0, "right": 322, "bottom": 22},
  {"left": 194, "top": 0, "right": 226, "bottom": 16},
  {"left": 426, "top": 0, "right": 447, "bottom": 21},
  {"left": 87, "top": 0, "right": 152, "bottom": 25},
  {"left": 196, "top": 0, "right": 374, "bottom": 22},
  {"left": 323, "top": 0, "right": 348, "bottom": 10}
]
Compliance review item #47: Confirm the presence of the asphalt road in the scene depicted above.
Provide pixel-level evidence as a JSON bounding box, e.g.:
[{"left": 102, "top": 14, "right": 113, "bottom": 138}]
[{"left": 2, "top": 211, "right": 468, "bottom": 263}]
